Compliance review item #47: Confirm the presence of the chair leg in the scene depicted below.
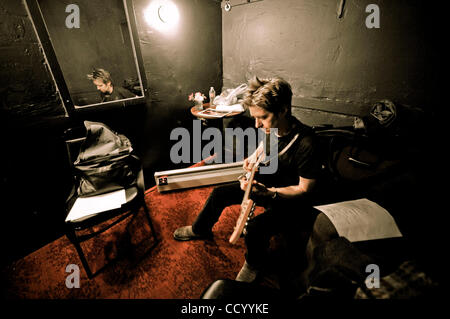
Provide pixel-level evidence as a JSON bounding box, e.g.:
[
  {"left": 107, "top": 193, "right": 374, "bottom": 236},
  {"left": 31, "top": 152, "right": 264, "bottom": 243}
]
[
  {"left": 143, "top": 201, "right": 158, "bottom": 244},
  {"left": 66, "top": 228, "right": 93, "bottom": 278},
  {"left": 65, "top": 198, "right": 156, "bottom": 279}
]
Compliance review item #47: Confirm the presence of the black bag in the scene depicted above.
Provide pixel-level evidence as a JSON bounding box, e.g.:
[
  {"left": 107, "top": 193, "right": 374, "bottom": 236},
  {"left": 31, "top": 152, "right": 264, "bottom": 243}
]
[
  {"left": 74, "top": 121, "right": 140, "bottom": 196},
  {"left": 361, "top": 100, "right": 426, "bottom": 150}
]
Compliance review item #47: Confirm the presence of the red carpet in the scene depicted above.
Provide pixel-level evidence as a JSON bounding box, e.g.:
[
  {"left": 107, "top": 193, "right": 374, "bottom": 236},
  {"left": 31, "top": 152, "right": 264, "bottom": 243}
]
[{"left": 2, "top": 184, "right": 264, "bottom": 299}]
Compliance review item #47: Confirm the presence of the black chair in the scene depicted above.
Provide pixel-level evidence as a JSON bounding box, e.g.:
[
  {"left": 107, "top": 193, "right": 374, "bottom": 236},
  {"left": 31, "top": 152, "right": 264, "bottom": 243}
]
[{"left": 64, "top": 135, "right": 158, "bottom": 278}]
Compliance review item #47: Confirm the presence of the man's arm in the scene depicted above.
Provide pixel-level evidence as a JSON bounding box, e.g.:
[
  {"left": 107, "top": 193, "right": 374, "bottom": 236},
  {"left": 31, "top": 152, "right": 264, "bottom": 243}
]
[
  {"left": 266, "top": 177, "right": 316, "bottom": 199},
  {"left": 240, "top": 176, "right": 316, "bottom": 199}
]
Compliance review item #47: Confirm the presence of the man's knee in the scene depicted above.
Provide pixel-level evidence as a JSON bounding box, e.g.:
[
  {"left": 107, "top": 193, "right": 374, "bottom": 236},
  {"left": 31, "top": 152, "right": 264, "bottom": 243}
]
[
  {"left": 211, "top": 183, "right": 240, "bottom": 198},
  {"left": 244, "top": 216, "right": 271, "bottom": 243},
  {"left": 210, "top": 185, "right": 225, "bottom": 197},
  {"left": 245, "top": 218, "right": 261, "bottom": 238}
]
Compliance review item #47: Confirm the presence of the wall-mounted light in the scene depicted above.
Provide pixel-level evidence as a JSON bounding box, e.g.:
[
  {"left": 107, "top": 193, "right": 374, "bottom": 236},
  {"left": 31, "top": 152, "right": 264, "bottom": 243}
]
[
  {"left": 224, "top": 1, "right": 232, "bottom": 12},
  {"left": 222, "top": 0, "right": 264, "bottom": 12},
  {"left": 144, "top": 0, "right": 180, "bottom": 33}
]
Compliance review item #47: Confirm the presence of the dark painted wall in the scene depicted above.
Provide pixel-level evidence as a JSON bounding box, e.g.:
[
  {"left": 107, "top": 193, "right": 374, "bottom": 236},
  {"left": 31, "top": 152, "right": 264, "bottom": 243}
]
[
  {"left": 1, "top": 0, "right": 71, "bottom": 264},
  {"left": 222, "top": 0, "right": 429, "bottom": 123},
  {"left": 0, "top": 0, "right": 65, "bottom": 118}
]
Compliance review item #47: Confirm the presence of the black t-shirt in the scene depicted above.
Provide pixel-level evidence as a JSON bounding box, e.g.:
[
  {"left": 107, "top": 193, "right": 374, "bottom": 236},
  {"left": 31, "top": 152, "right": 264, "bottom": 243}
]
[
  {"left": 256, "top": 116, "right": 322, "bottom": 188},
  {"left": 101, "top": 86, "right": 135, "bottom": 102}
]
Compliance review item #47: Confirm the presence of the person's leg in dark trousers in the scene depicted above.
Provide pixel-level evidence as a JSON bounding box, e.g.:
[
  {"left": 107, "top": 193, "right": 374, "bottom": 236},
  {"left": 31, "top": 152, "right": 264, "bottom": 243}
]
[
  {"left": 244, "top": 197, "right": 319, "bottom": 269},
  {"left": 192, "top": 182, "right": 243, "bottom": 234}
]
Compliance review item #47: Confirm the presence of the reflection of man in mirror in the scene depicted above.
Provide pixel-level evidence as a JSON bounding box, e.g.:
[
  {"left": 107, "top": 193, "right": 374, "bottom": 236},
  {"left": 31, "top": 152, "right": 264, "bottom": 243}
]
[{"left": 87, "top": 68, "right": 135, "bottom": 102}]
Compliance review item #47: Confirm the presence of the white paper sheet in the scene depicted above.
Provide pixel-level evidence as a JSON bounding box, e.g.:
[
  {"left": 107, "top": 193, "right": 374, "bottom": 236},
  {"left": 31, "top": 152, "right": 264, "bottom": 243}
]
[
  {"left": 313, "top": 198, "right": 403, "bottom": 242},
  {"left": 65, "top": 189, "right": 126, "bottom": 222}
]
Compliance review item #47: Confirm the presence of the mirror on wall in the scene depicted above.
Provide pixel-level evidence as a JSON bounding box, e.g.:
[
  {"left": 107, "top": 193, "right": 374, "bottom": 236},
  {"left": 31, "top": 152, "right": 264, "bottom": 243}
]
[{"left": 25, "top": 0, "right": 147, "bottom": 112}]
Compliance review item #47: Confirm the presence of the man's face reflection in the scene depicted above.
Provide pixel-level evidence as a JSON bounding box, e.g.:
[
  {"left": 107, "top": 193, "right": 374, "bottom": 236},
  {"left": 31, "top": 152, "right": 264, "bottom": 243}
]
[{"left": 93, "top": 79, "right": 112, "bottom": 94}]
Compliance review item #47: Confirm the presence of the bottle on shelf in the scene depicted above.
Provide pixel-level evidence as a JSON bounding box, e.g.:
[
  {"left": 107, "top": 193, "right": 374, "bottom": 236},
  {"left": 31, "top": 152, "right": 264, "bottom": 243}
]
[{"left": 209, "top": 86, "right": 216, "bottom": 107}]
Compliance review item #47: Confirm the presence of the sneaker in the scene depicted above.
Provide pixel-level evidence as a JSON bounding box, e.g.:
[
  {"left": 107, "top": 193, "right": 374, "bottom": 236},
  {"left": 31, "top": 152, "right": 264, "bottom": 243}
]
[
  {"left": 173, "top": 225, "right": 212, "bottom": 241},
  {"left": 235, "top": 261, "right": 259, "bottom": 283}
]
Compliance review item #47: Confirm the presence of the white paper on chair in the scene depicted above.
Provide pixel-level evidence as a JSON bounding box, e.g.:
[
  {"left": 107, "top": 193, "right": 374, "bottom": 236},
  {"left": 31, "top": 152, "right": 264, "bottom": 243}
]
[
  {"left": 313, "top": 198, "right": 403, "bottom": 242},
  {"left": 65, "top": 188, "right": 126, "bottom": 222}
]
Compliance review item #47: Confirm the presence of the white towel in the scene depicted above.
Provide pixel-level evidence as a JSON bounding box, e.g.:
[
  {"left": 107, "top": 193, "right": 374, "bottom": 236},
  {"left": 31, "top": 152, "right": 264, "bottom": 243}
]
[{"left": 215, "top": 103, "right": 244, "bottom": 113}]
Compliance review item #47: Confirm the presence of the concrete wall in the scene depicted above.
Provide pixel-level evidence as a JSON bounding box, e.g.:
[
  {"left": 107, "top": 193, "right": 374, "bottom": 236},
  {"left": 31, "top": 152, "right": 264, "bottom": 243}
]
[{"left": 222, "top": 0, "right": 428, "bottom": 125}]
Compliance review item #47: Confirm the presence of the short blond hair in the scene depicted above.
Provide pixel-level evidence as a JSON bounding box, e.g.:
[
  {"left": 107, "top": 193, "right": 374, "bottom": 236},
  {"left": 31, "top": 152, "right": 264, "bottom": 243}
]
[
  {"left": 242, "top": 76, "right": 292, "bottom": 116},
  {"left": 87, "top": 68, "right": 113, "bottom": 85}
]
